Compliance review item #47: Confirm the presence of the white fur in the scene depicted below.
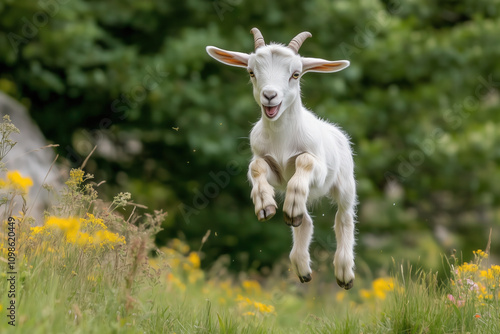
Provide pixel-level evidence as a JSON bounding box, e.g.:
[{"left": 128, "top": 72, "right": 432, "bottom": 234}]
[{"left": 206, "top": 37, "right": 357, "bottom": 289}]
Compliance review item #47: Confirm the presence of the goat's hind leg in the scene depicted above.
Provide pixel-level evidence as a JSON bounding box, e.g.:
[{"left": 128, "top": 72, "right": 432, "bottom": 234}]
[
  {"left": 249, "top": 157, "right": 277, "bottom": 221},
  {"left": 331, "top": 176, "right": 357, "bottom": 290},
  {"left": 290, "top": 212, "right": 314, "bottom": 283}
]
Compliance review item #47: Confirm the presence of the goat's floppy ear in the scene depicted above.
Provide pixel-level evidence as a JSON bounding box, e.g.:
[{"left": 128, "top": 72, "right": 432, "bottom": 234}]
[
  {"left": 206, "top": 46, "right": 249, "bottom": 68},
  {"left": 302, "top": 57, "right": 350, "bottom": 74}
]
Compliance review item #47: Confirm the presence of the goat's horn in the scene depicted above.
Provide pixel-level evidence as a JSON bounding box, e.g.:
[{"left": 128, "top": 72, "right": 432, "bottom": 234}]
[
  {"left": 288, "top": 31, "right": 312, "bottom": 53},
  {"left": 251, "top": 27, "right": 265, "bottom": 50}
]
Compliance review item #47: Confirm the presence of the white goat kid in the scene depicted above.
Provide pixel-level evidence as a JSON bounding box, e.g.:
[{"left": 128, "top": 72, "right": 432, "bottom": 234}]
[{"left": 206, "top": 28, "right": 357, "bottom": 289}]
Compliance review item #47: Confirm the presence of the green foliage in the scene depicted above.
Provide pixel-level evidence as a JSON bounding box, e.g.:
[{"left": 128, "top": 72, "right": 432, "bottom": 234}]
[{"left": 0, "top": 0, "right": 499, "bottom": 273}]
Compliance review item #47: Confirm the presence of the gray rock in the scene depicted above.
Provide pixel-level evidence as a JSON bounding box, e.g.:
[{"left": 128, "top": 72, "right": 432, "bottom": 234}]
[{"left": 0, "top": 92, "right": 63, "bottom": 224}]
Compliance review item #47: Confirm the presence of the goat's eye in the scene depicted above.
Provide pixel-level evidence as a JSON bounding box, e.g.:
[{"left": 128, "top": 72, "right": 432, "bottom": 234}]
[
  {"left": 249, "top": 71, "right": 255, "bottom": 78},
  {"left": 291, "top": 72, "right": 300, "bottom": 80}
]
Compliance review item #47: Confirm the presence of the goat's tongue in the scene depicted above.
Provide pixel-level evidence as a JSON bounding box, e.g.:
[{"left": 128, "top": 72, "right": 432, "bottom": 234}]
[{"left": 264, "top": 105, "right": 279, "bottom": 118}]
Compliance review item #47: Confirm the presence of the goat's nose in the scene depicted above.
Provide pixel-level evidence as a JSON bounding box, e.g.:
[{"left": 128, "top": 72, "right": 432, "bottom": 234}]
[{"left": 263, "top": 90, "right": 277, "bottom": 102}]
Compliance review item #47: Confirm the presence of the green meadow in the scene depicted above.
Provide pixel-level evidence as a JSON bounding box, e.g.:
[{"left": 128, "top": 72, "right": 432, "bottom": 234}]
[{"left": 1, "top": 117, "right": 499, "bottom": 333}]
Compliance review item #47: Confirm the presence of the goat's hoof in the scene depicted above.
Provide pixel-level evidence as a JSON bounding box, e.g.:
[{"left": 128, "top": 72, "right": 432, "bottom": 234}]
[
  {"left": 284, "top": 212, "right": 303, "bottom": 227},
  {"left": 298, "top": 273, "right": 312, "bottom": 283},
  {"left": 336, "top": 278, "right": 354, "bottom": 290},
  {"left": 257, "top": 205, "right": 276, "bottom": 222}
]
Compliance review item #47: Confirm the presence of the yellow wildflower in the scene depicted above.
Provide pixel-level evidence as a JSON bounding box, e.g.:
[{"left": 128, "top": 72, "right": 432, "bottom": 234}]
[
  {"left": 477, "top": 282, "right": 493, "bottom": 300},
  {"left": 359, "top": 289, "right": 372, "bottom": 299},
  {"left": 457, "top": 262, "right": 478, "bottom": 275},
  {"left": 372, "top": 277, "right": 395, "bottom": 300},
  {"left": 242, "top": 280, "right": 262, "bottom": 295},
  {"left": 76, "top": 232, "right": 94, "bottom": 247},
  {"left": 187, "top": 252, "right": 201, "bottom": 269},
  {"left": 473, "top": 249, "right": 488, "bottom": 259},
  {"left": 236, "top": 295, "right": 275, "bottom": 315},
  {"left": 81, "top": 213, "right": 107, "bottom": 231},
  {"left": 45, "top": 216, "right": 80, "bottom": 242},
  {"left": 1, "top": 171, "right": 33, "bottom": 194},
  {"left": 490, "top": 265, "right": 500, "bottom": 275},
  {"left": 253, "top": 301, "right": 275, "bottom": 314},
  {"left": 236, "top": 294, "right": 253, "bottom": 306},
  {"left": 93, "top": 230, "right": 126, "bottom": 249},
  {"left": 243, "top": 312, "right": 255, "bottom": 316},
  {"left": 30, "top": 226, "right": 46, "bottom": 235},
  {"left": 66, "top": 168, "right": 85, "bottom": 188},
  {"left": 480, "top": 269, "right": 496, "bottom": 281}
]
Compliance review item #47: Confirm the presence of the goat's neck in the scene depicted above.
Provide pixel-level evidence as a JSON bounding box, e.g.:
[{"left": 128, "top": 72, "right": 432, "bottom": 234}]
[{"left": 261, "top": 97, "right": 304, "bottom": 135}]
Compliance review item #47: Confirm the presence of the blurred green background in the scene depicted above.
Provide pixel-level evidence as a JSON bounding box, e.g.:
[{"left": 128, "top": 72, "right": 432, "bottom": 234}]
[{"left": 1, "top": 0, "right": 499, "bottom": 278}]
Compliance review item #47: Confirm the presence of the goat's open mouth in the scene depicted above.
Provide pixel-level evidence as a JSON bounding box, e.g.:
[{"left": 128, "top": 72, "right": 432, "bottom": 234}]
[{"left": 263, "top": 103, "right": 281, "bottom": 119}]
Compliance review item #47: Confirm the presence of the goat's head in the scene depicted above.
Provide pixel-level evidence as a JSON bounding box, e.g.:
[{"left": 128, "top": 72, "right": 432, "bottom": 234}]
[{"left": 206, "top": 28, "right": 350, "bottom": 121}]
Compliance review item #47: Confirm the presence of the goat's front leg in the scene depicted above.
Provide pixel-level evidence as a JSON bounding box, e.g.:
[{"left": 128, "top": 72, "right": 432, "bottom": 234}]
[
  {"left": 283, "top": 153, "right": 320, "bottom": 227},
  {"left": 248, "top": 157, "right": 277, "bottom": 221}
]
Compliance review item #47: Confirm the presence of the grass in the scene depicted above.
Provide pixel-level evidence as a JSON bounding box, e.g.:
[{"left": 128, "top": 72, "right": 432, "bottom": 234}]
[{"left": 1, "top": 115, "right": 499, "bottom": 333}]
